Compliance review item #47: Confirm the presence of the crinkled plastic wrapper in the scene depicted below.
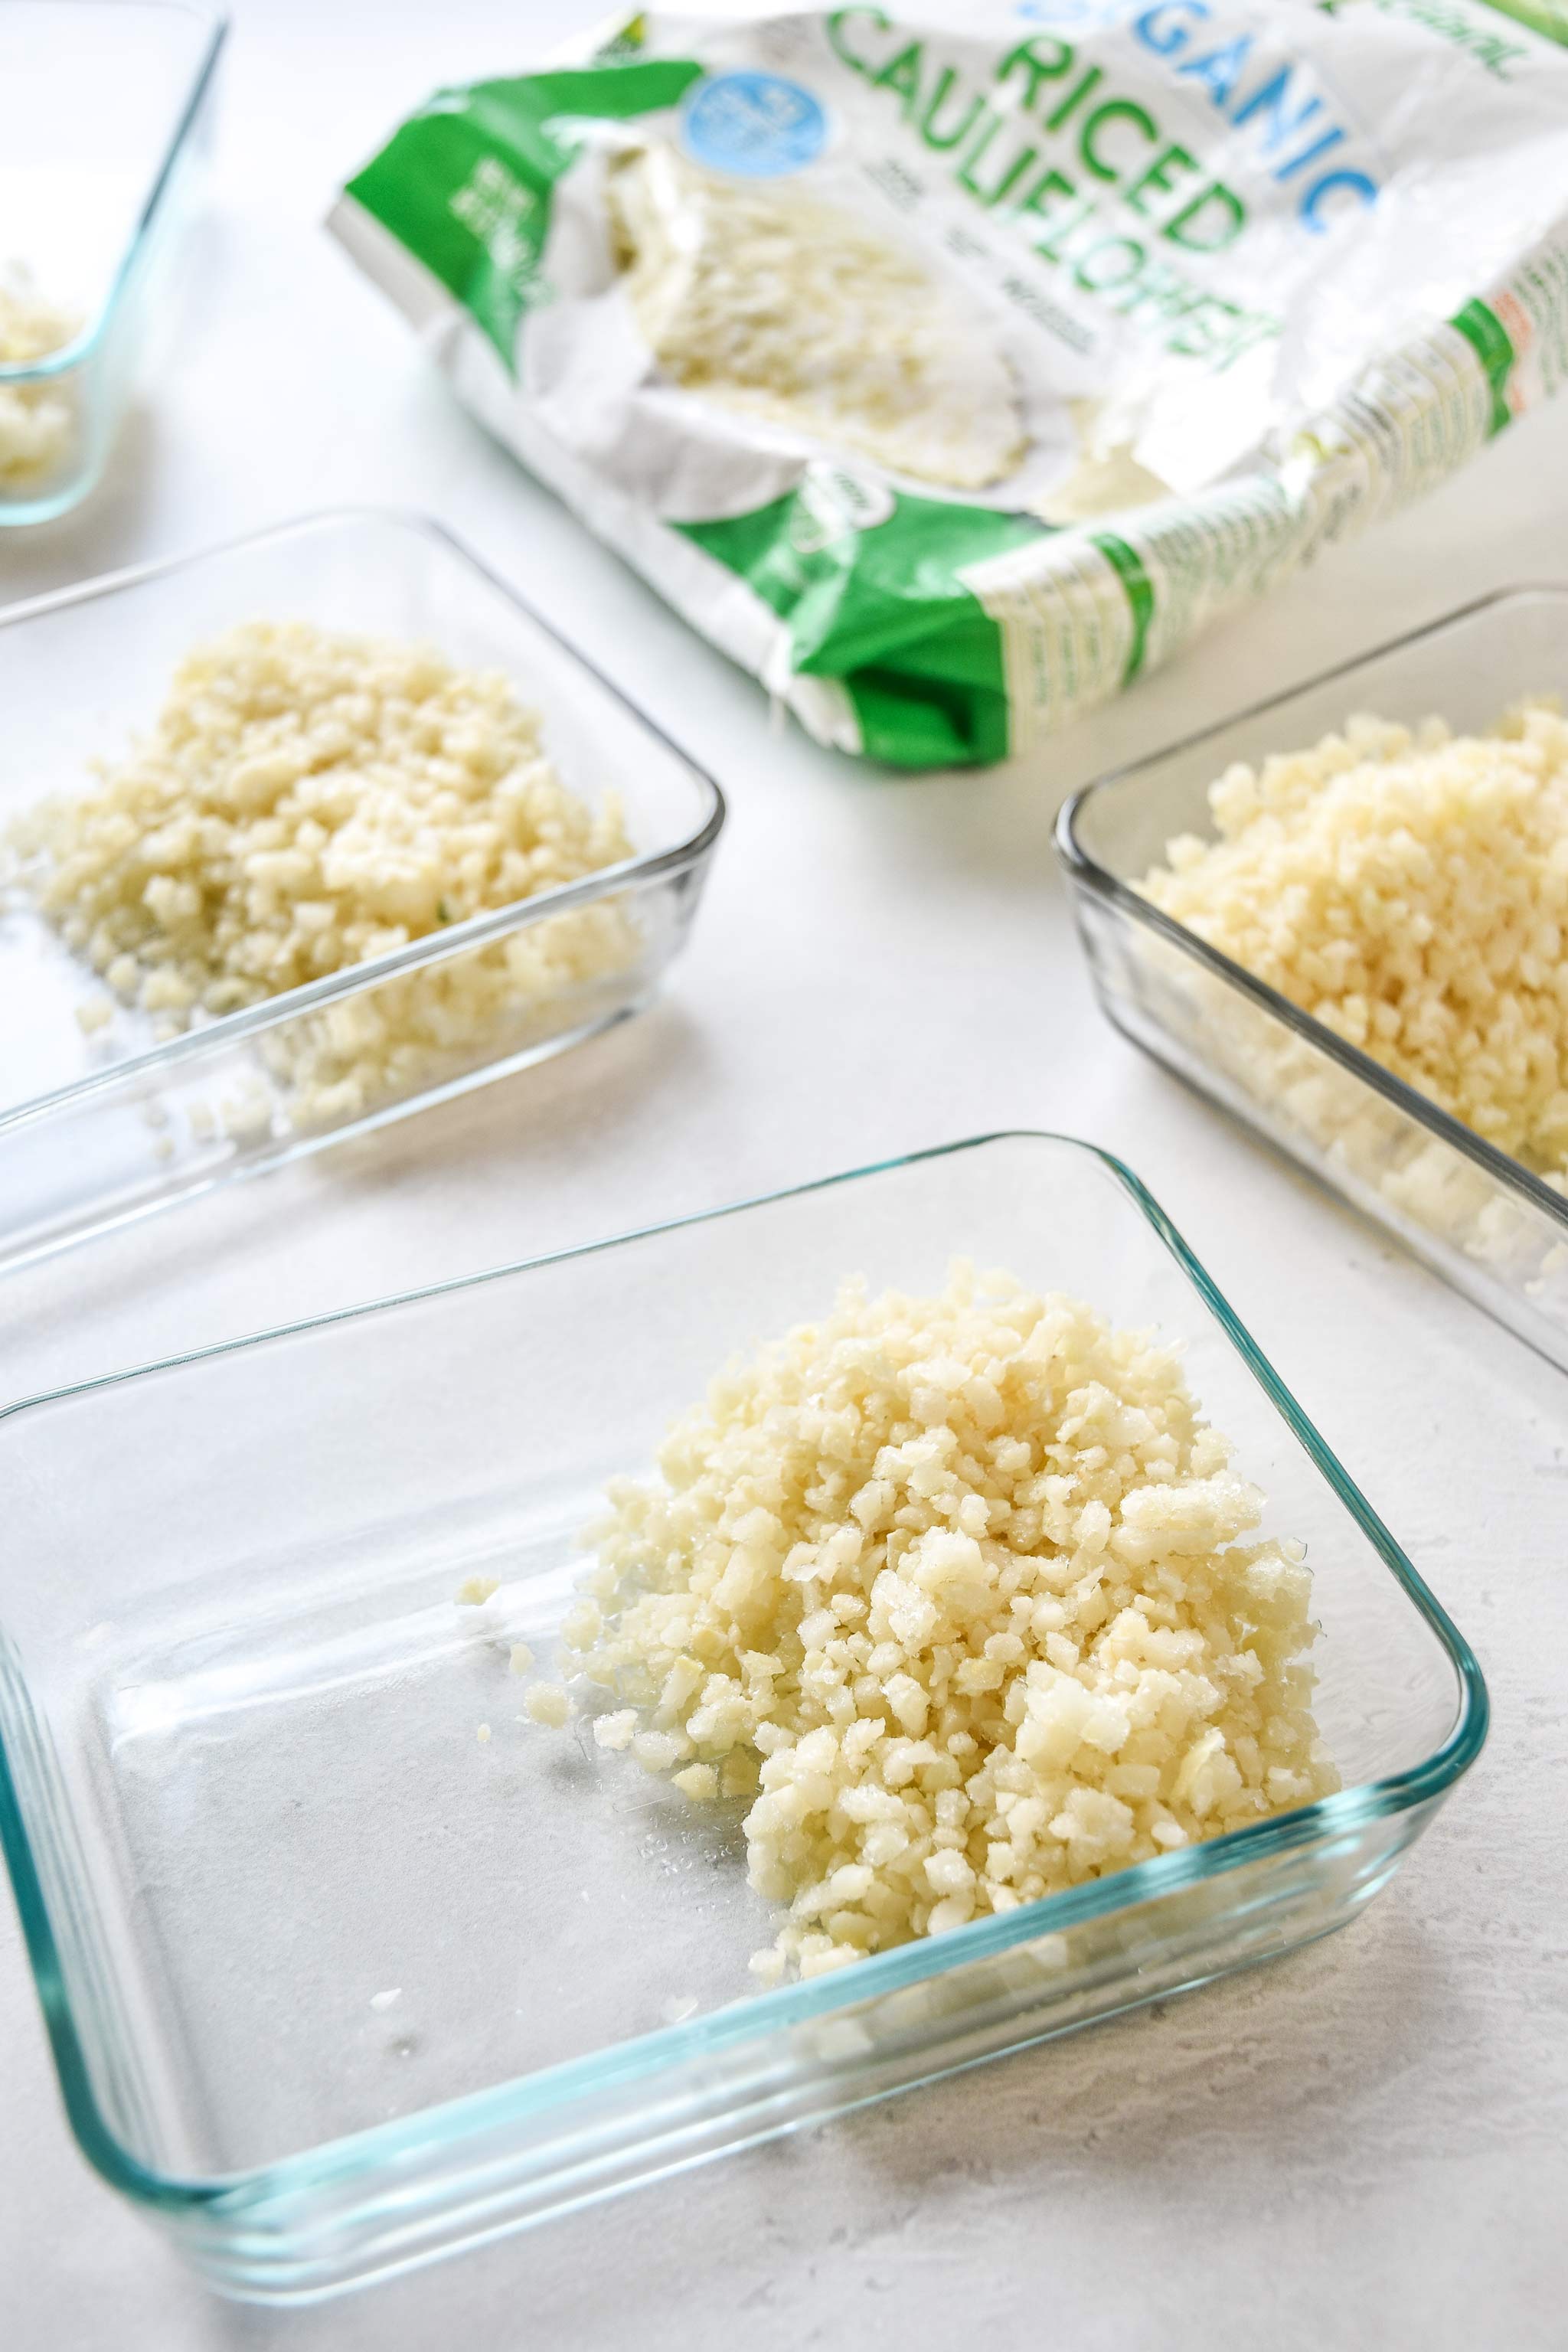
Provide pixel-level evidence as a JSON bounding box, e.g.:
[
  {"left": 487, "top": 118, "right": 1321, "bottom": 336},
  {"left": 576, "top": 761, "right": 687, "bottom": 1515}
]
[{"left": 331, "top": 2, "right": 1568, "bottom": 766}]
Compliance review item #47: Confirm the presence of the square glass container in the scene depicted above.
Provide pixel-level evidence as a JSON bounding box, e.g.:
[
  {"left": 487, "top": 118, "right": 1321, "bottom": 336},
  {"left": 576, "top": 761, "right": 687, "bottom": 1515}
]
[
  {"left": 0, "top": 0, "right": 225, "bottom": 525},
  {"left": 0, "top": 509, "right": 724, "bottom": 1271},
  {"left": 0, "top": 1132, "right": 1485, "bottom": 2301},
  {"left": 1057, "top": 587, "right": 1568, "bottom": 1377}
]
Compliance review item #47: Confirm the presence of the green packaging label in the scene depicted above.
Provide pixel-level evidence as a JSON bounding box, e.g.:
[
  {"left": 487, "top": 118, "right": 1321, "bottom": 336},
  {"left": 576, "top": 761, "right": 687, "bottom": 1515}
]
[{"left": 332, "top": 6, "right": 1568, "bottom": 767}]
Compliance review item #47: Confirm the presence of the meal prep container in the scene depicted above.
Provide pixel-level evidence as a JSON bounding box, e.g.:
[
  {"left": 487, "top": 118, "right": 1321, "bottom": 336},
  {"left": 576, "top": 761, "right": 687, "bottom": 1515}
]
[
  {"left": 0, "top": 1132, "right": 1485, "bottom": 2301},
  {"left": 1057, "top": 587, "right": 1568, "bottom": 1377},
  {"left": 0, "top": 510, "right": 724, "bottom": 1271},
  {"left": 0, "top": 0, "right": 224, "bottom": 525}
]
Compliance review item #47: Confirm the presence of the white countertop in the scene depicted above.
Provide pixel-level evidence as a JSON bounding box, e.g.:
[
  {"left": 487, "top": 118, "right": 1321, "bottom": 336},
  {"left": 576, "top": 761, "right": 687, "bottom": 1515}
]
[{"left": 2, "top": 5, "right": 1566, "bottom": 2345}]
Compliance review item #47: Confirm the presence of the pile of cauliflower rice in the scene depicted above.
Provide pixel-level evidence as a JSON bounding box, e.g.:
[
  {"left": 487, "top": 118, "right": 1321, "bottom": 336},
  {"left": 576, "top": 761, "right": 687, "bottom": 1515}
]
[
  {"left": 10, "top": 620, "right": 635, "bottom": 1123},
  {"left": 1141, "top": 703, "right": 1568, "bottom": 1178},
  {"left": 0, "top": 263, "right": 78, "bottom": 491},
  {"left": 545, "top": 1264, "right": 1336, "bottom": 1986}
]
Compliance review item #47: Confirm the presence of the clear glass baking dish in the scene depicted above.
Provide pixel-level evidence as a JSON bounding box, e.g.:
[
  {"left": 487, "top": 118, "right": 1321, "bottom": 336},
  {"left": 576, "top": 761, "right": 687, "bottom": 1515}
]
[
  {"left": 1057, "top": 587, "right": 1568, "bottom": 1377},
  {"left": 0, "top": 0, "right": 225, "bottom": 525},
  {"left": 0, "top": 509, "right": 724, "bottom": 1271},
  {"left": 0, "top": 1132, "right": 1485, "bottom": 2302}
]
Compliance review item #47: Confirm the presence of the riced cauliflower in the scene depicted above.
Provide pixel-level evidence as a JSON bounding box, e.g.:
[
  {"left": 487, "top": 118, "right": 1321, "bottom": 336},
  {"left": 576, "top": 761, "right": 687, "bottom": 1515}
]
[
  {"left": 554, "top": 1263, "right": 1336, "bottom": 1985},
  {"left": 0, "top": 263, "right": 78, "bottom": 492},
  {"left": 10, "top": 620, "right": 637, "bottom": 1125},
  {"left": 608, "top": 143, "right": 1024, "bottom": 492},
  {"left": 1141, "top": 703, "right": 1568, "bottom": 1178}
]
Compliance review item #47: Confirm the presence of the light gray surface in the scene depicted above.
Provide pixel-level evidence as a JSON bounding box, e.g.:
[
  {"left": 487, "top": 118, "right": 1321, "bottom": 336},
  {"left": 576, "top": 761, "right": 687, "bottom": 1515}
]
[{"left": 2, "top": 3, "right": 1565, "bottom": 2344}]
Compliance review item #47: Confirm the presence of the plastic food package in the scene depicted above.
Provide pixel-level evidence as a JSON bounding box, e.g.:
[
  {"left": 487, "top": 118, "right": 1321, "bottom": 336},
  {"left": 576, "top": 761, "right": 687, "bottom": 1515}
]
[{"left": 331, "top": 4, "right": 1568, "bottom": 767}]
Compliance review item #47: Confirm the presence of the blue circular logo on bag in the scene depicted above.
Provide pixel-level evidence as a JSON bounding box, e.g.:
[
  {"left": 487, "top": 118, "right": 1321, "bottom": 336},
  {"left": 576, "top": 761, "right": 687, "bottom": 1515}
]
[{"left": 681, "top": 72, "right": 828, "bottom": 178}]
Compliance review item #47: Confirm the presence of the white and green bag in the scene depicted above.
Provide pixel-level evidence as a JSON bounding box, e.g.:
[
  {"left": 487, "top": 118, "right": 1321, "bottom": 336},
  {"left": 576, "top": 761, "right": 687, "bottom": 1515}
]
[{"left": 331, "top": 2, "right": 1568, "bottom": 767}]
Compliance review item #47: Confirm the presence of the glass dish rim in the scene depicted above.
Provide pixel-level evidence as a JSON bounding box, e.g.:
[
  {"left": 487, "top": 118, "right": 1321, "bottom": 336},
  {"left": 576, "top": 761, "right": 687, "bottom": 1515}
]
[
  {"left": 1054, "top": 582, "right": 1568, "bottom": 1243},
  {"left": 0, "top": 505, "right": 727, "bottom": 1138},
  {"left": 0, "top": 0, "right": 228, "bottom": 383},
  {"left": 0, "top": 1129, "right": 1488, "bottom": 2218}
]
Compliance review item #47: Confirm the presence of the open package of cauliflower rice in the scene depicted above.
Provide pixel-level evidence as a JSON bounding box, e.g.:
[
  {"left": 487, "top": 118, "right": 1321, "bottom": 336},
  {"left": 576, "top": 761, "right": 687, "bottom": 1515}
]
[{"left": 331, "top": 2, "right": 1568, "bottom": 767}]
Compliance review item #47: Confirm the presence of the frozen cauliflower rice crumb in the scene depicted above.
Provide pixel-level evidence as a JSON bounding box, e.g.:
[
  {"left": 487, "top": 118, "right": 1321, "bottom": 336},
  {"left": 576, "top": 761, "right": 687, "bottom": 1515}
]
[
  {"left": 523, "top": 1683, "right": 571, "bottom": 1728},
  {"left": 1141, "top": 704, "right": 1568, "bottom": 1178},
  {"left": 566, "top": 1265, "right": 1336, "bottom": 1984},
  {"left": 10, "top": 622, "right": 636, "bottom": 1124},
  {"left": 0, "top": 265, "right": 78, "bottom": 491},
  {"left": 609, "top": 145, "right": 1024, "bottom": 492}
]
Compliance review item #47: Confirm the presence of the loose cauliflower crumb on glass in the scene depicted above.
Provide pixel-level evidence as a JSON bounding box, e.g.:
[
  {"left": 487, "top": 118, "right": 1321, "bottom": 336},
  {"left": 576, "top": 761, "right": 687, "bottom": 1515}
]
[
  {"left": 1140, "top": 702, "right": 1568, "bottom": 1180},
  {"left": 591, "top": 1708, "right": 636, "bottom": 1751},
  {"left": 523, "top": 1683, "right": 570, "bottom": 1729},
  {"left": 0, "top": 263, "right": 79, "bottom": 493},
  {"left": 564, "top": 1263, "right": 1337, "bottom": 1987},
  {"left": 8, "top": 620, "right": 639, "bottom": 1123}
]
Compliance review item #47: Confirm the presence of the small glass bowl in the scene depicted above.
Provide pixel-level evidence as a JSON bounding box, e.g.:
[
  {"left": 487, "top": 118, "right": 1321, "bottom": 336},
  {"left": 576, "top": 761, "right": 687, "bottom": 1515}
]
[
  {"left": 0, "top": 0, "right": 225, "bottom": 525},
  {"left": 1057, "top": 586, "right": 1568, "bottom": 1377},
  {"left": 0, "top": 508, "right": 724, "bottom": 1272},
  {"left": 0, "top": 1132, "right": 1485, "bottom": 2301}
]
